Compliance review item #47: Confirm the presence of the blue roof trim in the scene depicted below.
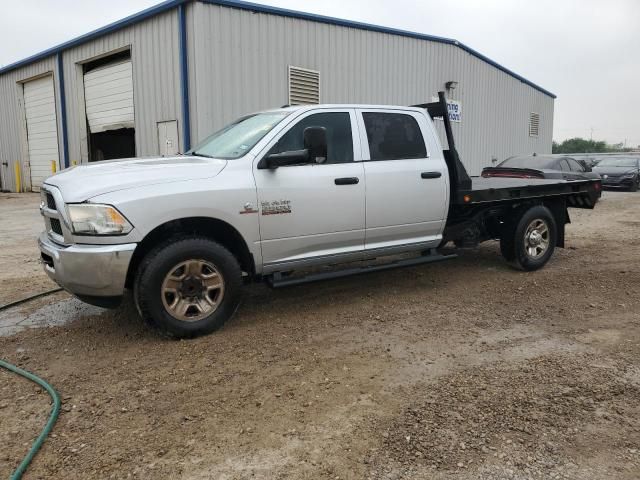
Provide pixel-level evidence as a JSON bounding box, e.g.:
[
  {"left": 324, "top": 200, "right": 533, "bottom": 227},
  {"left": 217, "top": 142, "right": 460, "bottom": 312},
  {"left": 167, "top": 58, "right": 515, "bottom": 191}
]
[
  {"left": 0, "top": 0, "right": 189, "bottom": 75},
  {"left": 0, "top": 0, "right": 555, "bottom": 99}
]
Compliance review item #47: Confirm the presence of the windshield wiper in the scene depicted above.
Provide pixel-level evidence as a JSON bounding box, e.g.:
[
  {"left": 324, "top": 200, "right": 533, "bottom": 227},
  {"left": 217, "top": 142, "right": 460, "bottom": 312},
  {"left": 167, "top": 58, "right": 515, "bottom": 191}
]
[{"left": 188, "top": 151, "right": 216, "bottom": 158}]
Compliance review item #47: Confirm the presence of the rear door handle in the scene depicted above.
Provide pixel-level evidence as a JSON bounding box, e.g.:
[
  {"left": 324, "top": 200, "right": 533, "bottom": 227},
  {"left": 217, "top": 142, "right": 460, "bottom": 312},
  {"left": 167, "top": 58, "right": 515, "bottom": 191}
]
[
  {"left": 334, "top": 177, "right": 359, "bottom": 185},
  {"left": 421, "top": 171, "right": 442, "bottom": 179}
]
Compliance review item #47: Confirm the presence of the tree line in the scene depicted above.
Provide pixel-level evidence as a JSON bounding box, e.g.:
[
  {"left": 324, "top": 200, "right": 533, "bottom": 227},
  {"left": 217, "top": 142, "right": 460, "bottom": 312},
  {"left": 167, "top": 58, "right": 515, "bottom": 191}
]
[{"left": 552, "top": 137, "right": 636, "bottom": 154}]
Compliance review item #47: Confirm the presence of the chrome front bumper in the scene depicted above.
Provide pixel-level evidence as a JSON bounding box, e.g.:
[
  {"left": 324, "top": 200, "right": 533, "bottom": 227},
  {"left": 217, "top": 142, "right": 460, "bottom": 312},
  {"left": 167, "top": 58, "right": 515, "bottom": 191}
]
[{"left": 38, "top": 232, "right": 137, "bottom": 298}]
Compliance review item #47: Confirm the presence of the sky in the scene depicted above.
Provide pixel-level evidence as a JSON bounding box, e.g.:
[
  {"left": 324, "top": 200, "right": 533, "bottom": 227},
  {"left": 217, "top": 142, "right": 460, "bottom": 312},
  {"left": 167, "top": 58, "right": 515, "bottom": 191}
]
[{"left": 1, "top": 0, "right": 639, "bottom": 147}]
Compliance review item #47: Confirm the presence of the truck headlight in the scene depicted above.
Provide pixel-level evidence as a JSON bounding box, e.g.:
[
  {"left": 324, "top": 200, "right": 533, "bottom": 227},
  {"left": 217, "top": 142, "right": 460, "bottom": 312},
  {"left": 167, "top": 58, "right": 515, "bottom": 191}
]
[{"left": 67, "top": 204, "right": 133, "bottom": 235}]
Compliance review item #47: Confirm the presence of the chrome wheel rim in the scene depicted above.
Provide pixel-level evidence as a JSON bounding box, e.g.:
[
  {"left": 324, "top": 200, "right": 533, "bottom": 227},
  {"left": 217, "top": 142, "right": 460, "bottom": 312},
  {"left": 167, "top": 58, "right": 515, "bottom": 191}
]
[
  {"left": 161, "top": 259, "right": 225, "bottom": 322},
  {"left": 524, "top": 218, "right": 550, "bottom": 259}
]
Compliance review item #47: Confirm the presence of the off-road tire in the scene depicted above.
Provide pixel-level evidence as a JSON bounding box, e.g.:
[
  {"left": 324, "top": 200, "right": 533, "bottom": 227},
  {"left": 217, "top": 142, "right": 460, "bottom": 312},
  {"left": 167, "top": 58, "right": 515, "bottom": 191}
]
[{"left": 134, "top": 237, "right": 242, "bottom": 338}]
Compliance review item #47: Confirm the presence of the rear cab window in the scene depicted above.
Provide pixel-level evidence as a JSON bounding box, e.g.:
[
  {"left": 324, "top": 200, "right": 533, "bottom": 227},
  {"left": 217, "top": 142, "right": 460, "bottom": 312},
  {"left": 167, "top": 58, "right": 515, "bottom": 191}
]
[{"left": 361, "top": 112, "right": 427, "bottom": 161}]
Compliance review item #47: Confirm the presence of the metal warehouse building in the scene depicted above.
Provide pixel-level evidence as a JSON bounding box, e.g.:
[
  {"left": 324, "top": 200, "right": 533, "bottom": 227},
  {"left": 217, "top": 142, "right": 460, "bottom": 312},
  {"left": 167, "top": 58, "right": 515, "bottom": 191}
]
[{"left": 0, "top": 0, "right": 555, "bottom": 192}]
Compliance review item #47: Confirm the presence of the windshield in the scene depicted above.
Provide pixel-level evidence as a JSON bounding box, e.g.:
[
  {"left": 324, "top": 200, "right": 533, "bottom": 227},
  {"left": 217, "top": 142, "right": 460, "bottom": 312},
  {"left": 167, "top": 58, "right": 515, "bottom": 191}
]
[
  {"left": 189, "top": 111, "right": 290, "bottom": 159},
  {"left": 500, "top": 156, "right": 555, "bottom": 169},
  {"left": 595, "top": 158, "right": 638, "bottom": 168}
]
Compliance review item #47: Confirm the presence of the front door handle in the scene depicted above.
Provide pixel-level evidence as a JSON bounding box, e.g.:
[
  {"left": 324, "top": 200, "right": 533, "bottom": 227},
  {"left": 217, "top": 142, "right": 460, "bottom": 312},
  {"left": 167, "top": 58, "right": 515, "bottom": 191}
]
[
  {"left": 421, "top": 171, "right": 442, "bottom": 179},
  {"left": 335, "top": 177, "right": 359, "bottom": 185}
]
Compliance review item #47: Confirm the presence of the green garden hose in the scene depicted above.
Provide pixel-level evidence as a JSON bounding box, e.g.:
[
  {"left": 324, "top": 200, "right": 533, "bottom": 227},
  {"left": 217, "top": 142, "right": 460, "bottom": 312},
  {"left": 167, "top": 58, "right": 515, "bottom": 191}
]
[
  {"left": 0, "top": 287, "right": 63, "bottom": 311},
  {"left": 0, "top": 359, "right": 61, "bottom": 480}
]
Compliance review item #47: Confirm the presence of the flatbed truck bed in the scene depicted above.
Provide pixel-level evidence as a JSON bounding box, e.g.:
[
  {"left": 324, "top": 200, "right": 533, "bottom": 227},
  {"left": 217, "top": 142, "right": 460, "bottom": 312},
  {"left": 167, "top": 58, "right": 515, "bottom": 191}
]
[{"left": 456, "top": 176, "right": 601, "bottom": 207}]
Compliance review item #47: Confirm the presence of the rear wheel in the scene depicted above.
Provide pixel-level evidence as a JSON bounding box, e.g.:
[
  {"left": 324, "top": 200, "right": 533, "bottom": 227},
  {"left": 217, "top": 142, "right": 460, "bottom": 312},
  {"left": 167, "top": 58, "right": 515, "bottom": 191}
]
[
  {"left": 134, "top": 237, "right": 242, "bottom": 338},
  {"left": 500, "top": 206, "right": 557, "bottom": 271}
]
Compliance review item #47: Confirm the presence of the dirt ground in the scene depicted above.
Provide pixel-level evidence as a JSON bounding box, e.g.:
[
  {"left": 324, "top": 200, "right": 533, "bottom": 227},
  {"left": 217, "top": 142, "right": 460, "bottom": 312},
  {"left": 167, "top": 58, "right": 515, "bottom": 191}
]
[{"left": 1, "top": 191, "right": 639, "bottom": 479}]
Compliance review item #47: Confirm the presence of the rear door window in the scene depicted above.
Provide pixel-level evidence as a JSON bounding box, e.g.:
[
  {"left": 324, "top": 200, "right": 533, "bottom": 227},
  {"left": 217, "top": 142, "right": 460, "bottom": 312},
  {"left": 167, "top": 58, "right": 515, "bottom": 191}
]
[{"left": 362, "top": 112, "right": 427, "bottom": 161}]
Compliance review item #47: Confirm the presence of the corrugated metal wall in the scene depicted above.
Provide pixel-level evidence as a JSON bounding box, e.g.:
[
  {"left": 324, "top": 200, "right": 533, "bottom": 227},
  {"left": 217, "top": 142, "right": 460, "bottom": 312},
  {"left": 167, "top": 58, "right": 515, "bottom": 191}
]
[
  {"left": 188, "top": 2, "right": 554, "bottom": 176},
  {"left": 61, "top": 9, "right": 182, "bottom": 164},
  {"left": 0, "top": 1, "right": 554, "bottom": 192},
  {"left": 0, "top": 9, "right": 182, "bottom": 191}
]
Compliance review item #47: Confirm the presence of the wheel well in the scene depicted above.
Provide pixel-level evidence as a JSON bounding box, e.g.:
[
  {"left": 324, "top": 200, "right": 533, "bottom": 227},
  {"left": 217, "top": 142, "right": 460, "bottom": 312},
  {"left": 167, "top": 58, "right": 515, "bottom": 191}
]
[
  {"left": 125, "top": 217, "right": 255, "bottom": 289},
  {"left": 501, "top": 200, "right": 567, "bottom": 248}
]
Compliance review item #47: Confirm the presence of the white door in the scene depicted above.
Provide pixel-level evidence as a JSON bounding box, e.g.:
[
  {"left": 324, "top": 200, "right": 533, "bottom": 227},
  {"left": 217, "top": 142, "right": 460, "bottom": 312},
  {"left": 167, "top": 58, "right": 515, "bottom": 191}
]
[
  {"left": 254, "top": 109, "right": 365, "bottom": 271},
  {"left": 23, "top": 75, "right": 60, "bottom": 191},
  {"left": 357, "top": 109, "right": 448, "bottom": 251},
  {"left": 158, "top": 120, "right": 179, "bottom": 156},
  {"left": 84, "top": 60, "right": 134, "bottom": 134}
]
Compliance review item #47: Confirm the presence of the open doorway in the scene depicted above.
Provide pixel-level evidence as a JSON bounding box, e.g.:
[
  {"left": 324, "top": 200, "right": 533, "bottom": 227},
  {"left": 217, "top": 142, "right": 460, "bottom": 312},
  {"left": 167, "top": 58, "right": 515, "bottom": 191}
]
[
  {"left": 83, "top": 50, "right": 135, "bottom": 161},
  {"left": 88, "top": 128, "right": 136, "bottom": 161}
]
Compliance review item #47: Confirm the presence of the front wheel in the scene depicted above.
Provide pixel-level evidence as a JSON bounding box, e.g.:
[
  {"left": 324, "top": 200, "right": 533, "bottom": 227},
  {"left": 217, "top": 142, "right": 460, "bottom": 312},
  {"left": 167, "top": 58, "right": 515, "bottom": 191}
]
[
  {"left": 630, "top": 179, "right": 639, "bottom": 192},
  {"left": 500, "top": 206, "right": 557, "bottom": 271},
  {"left": 134, "top": 237, "right": 243, "bottom": 338}
]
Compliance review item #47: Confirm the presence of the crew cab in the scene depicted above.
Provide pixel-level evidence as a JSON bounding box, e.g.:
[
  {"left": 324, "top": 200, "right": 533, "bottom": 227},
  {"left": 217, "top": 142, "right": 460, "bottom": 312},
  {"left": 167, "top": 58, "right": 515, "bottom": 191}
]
[{"left": 38, "top": 93, "right": 601, "bottom": 338}]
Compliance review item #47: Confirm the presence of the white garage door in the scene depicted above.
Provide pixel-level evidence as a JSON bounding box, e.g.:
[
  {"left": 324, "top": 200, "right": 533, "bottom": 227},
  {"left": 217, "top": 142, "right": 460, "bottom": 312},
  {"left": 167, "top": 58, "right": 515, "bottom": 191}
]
[
  {"left": 84, "top": 60, "right": 134, "bottom": 133},
  {"left": 23, "top": 75, "right": 60, "bottom": 191}
]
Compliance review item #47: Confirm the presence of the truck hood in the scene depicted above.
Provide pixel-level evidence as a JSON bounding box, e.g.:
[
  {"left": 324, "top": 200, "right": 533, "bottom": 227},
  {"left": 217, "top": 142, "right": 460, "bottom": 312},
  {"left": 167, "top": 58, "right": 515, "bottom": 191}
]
[{"left": 44, "top": 156, "right": 227, "bottom": 202}]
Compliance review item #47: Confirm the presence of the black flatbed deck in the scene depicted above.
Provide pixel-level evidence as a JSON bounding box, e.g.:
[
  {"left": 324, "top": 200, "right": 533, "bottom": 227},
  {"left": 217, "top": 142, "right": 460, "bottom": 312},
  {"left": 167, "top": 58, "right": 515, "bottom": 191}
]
[
  {"left": 418, "top": 93, "right": 601, "bottom": 211},
  {"left": 453, "top": 177, "right": 601, "bottom": 207}
]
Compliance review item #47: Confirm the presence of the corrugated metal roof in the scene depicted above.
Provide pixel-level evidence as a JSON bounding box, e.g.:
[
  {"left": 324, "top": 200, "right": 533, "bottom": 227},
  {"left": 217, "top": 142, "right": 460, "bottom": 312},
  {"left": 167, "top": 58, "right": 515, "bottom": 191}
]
[{"left": 0, "top": 0, "right": 556, "bottom": 98}]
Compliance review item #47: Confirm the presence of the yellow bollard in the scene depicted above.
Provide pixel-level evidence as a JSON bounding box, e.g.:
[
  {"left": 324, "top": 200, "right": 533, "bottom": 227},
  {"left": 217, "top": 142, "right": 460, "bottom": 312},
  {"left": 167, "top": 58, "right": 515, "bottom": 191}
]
[
  {"left": 14, "top": 162, "right": 21, "bottom": 193},
  {"left": 51, "top": 160, "right": 57, "bottom": 174}
]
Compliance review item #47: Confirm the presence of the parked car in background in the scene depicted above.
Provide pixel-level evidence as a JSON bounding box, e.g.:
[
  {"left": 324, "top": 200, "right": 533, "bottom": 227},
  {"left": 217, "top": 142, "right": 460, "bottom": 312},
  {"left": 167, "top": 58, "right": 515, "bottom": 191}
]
[
  {"left": 592, "top": 157, "right": 640, "bottom": 191},
  {"left": 482, "top": 155, "right": 602, "bottom": 181}
]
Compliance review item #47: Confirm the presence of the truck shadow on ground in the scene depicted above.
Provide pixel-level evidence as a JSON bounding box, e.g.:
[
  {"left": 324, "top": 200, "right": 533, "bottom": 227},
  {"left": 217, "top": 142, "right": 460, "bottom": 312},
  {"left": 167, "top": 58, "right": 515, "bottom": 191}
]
[
  {"left": 34, "top": 241, "right": 513, "bottom": 342},
  {"left": 241, "top": 243, "right": 510, "bottom": 308}
]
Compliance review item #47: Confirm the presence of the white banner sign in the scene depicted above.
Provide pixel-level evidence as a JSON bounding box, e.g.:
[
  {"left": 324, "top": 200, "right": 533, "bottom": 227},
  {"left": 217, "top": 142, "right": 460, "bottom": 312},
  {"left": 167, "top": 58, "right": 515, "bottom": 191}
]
[{"left": 431, "top": 97, "right": 462, "bottom": 123}]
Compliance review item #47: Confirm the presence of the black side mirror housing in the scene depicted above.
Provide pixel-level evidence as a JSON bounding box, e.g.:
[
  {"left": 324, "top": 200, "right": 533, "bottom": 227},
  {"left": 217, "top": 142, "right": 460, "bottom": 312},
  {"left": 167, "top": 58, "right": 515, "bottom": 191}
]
[
  {"left": 258, "top": 149, "right": 309, "bottom": 169},
  {"left": 257, "top": 125, "right": 327, "bottom": 169},
  {"left": 304, "top": 126, "right": 327, "bottom": 164}
]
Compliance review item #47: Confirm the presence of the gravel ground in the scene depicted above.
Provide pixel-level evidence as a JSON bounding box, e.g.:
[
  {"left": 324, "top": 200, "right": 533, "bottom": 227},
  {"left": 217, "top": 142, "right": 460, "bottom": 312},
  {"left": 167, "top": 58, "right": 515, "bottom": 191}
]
[{"left": 0, "top": 190, "right": 639, "bottom": 479}]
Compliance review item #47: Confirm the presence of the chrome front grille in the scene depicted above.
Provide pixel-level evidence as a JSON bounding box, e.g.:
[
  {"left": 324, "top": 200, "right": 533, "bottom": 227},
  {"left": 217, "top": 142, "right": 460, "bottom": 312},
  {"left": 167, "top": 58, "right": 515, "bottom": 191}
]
[
  {"left": 50, "top": 218, "right": 63, "bottom": 235},
  {"left": 40, "top": 186, "right": 69, "bottom": 245},
  {"left": 46, "top": 192, "right": 57, "bottom": 210}
]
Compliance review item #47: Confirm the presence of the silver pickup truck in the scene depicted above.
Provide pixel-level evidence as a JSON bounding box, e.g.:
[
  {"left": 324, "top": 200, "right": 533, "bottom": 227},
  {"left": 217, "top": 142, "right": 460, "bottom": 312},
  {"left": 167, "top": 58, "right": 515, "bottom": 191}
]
[{"left": 38, "top": 93, "right": 601, "bottom": 338}]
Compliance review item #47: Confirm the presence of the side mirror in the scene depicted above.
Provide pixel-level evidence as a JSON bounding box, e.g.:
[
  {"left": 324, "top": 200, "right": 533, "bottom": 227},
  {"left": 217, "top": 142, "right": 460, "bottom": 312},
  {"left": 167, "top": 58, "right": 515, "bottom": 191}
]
[
  {"left": 258, "top": 149, "right": 309, "bottom": 169},
  {"left": 256, "top": 125, "right": 328, "bottom": 169},
  {"left": 304, "top": 126, "right": 327, "bottom": 164}
]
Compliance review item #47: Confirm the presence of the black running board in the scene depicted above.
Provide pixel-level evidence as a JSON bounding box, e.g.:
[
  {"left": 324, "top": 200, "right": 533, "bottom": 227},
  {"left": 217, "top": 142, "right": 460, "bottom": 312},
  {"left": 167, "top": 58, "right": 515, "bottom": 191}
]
[{"left": 267, "top": 251, "right": 457, "bottom": 288}]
